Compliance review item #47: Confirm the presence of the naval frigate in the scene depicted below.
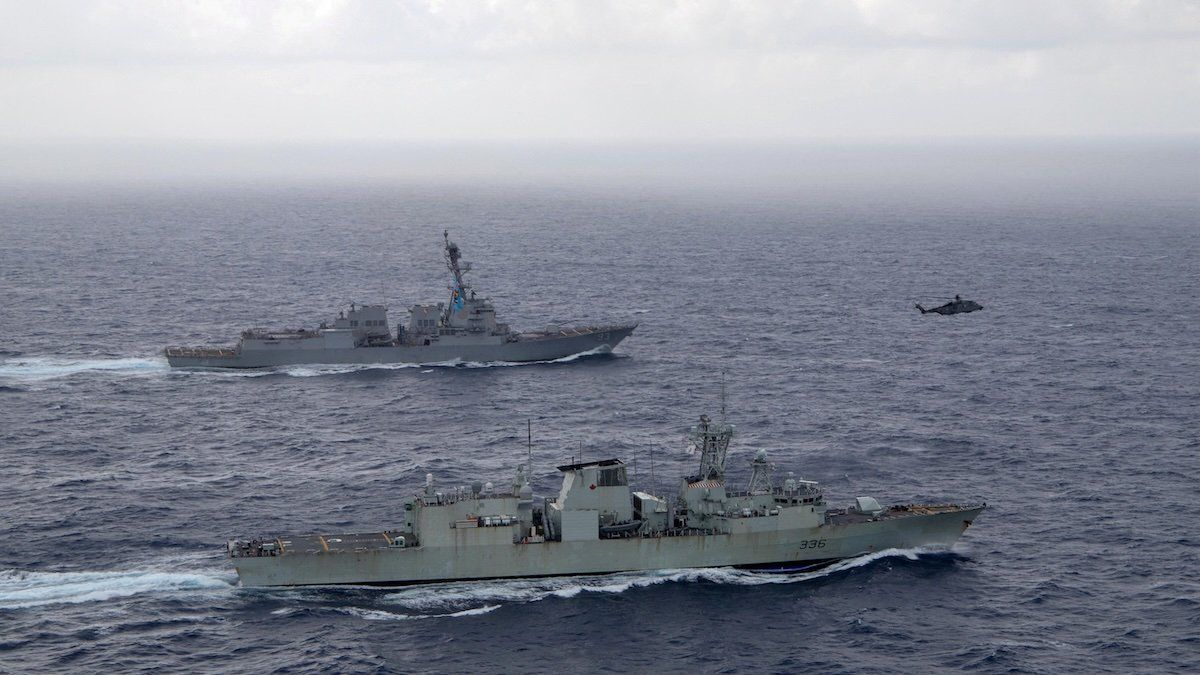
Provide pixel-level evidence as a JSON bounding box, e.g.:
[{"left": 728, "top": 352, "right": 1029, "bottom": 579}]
[
  {"left": 165, "top": 231, "right": 636, "bottom": 368},
  {"left": 228, "top": 412, "right": 985, "bottom": 587}
]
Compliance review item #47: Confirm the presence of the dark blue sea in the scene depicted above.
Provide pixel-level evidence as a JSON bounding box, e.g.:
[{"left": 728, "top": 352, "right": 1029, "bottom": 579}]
[{"left": 1, "top": 142, "right": 1197, "bottom": 673}]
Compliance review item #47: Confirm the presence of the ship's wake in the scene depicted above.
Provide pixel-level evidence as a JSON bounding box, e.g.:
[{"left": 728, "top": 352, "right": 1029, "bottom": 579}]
[
  {"left": 173, "top": 346, "right": 617, "bottom": 377},
  {"left": 270, "top": 604, "right": 502, "bottom": 622},
  {"left": 373, "top": 547, "right": 941, "bottom": 616},
  {"left": 0, "top": 357, "right": 169, "bottom": 382},
  {"left": 427, "top": 345, "right": 616, "bottom": 369},
  {"left": 0, "top": 548, "right": 945, "bottom": 616},
  {"left": 0, "top": 347, "right": 617, "bottom": 382},
  {"left": 263, "top": 549, "right": 949, "bottom": 623},
  {"left": 0, "top": 567, "right": 235, "bottom": 610}
]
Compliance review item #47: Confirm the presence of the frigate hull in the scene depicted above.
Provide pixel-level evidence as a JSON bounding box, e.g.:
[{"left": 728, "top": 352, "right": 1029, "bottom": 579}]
[
  {"left": 166, "top": 325, "right": 635, "bottom": 369},
  {"left": 232, "top": 506, "right": 982, "bottom": 587}
]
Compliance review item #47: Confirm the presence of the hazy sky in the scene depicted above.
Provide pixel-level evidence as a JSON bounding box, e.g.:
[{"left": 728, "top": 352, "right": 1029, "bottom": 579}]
[{"left": 1, "top": 1, "right": 1197, "bottom": 141}]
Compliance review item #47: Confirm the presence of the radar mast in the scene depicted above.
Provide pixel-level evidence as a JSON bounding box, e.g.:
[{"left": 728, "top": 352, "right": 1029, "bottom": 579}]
[
  {"left": 442, "top": 230, "right": 472, "bottom": 324},
  {"left": 690, "top": 413, "right": 735, "bottom": 481}
]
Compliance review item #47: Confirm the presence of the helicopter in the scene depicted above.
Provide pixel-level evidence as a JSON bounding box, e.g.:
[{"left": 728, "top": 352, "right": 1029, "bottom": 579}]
[{"left": 916, "top": 295, "right": 983, "bottom": 315}]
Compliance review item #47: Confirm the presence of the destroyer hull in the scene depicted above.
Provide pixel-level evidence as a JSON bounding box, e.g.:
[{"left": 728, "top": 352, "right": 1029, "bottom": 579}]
[
  {"left": 166, "top": 325, "right": 634, "bottom": 369},
  {"left": 233, "top": 506, "right": 982, "bottom": 587}
]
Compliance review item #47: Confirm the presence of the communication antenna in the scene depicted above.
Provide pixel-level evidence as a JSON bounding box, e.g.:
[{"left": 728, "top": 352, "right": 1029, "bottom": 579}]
[
  {"left": 650, "top": 443, "right": 657, "bottom": 495},
  {"left": 526, "top": 419, "right": 533, "bottom": 480},
  {"left": 720, "top": 370, "right": 728, "bottom": 423}
]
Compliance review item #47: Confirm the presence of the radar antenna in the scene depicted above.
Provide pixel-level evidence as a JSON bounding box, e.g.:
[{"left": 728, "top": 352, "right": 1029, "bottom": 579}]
[{"left": 747, "top": 449, "right": 774, "bottom": 495}]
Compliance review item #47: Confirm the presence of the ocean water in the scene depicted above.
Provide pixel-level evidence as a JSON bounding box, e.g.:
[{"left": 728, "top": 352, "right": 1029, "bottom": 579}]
[{"left": 0, "top": 142, "right": 1197, "bottom": 673}]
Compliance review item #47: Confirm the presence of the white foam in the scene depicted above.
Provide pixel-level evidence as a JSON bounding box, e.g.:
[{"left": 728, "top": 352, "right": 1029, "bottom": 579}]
[
  {"left": 170, "top": 345, "right": 614, "bottom": 378},
  {"left": 418, "top": 345, "right": 614, "bottom": 370},
  {"left": 0, "top": 357, "right": 168, "bottom": 381},
  {"left": 0, "top": 567, "right": 234, "bottom": 609},
  {"left": 171, "top": 360, "right": 425, "bottom": 379},
  {"left": 382, "top": 549, "right": 929, "bottom": 612},
  {"left": 447, "top": 604, "right": 500, "bottom": 616},
  {"left": 332, "top": 604, "right": 500, "bottom": 621},
  {"left": 2, "top": 344, "right": 616, "bottom": 382}
]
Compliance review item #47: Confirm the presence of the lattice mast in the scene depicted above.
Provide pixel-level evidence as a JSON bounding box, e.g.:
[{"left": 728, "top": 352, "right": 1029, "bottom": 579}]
[
  {"left": 746, "top": 449, "right": 774, "bottom": 494},
  {"left": 691, "top": 414, "right": 735, "bottom": 481},
  {"left": 442, "top": 229, "right": 472, "bottom": 323}
]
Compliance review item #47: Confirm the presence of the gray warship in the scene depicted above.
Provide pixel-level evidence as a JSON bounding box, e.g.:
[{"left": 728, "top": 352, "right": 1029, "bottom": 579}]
[
  {"left": 165, "top": 231, "right": 636, "bottom": 368},
  {"left": 228, "top": 412, "right": 985, "bottom": 587}
]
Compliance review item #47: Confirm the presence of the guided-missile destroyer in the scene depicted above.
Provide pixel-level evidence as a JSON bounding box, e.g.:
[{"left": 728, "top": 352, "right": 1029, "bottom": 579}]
[
  {"left": 165, "top": 231, "right": 636, "bottom": 368},
  {"left": 228, "top": 412, "right": 985, "bottom": 587}
]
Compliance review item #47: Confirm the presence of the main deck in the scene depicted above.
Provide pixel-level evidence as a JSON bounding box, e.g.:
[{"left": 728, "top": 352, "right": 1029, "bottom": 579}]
[
  {"left": 826, "top": 503, "right": 975, "bottom": 526},
  {"left": 230, "top": 531, "right": 400, "bottom": 558},
  {"left": 164, "top": 346, "right": 237, "bottom": 359}
]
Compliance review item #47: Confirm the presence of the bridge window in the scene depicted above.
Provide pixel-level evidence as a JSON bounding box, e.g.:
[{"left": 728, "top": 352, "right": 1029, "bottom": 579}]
[{"left": 597, "top": 466, "right": 627, "bottom": 487}]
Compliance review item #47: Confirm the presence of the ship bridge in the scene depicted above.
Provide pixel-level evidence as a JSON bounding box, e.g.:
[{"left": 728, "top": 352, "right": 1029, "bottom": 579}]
[{"left": 547, "top": 458, "right": 634, "bottom": 541}]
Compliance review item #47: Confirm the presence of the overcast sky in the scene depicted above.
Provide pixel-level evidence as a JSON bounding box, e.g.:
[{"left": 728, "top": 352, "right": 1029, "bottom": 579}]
[{"left": 0, "top": 1, "right": 1197, "bottom": 141}]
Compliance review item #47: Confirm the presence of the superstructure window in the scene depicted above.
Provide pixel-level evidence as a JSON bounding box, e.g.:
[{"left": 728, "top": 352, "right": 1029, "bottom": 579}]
[{"left": 598, "top": 467, "right": 627, "bottom": 487}]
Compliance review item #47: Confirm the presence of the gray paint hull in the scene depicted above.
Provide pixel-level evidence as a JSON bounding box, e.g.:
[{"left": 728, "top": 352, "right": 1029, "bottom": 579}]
[
  {"left": 233, "top": 507, "right": 982, "bottom": 587},
  {"left": 166, "top": 325, "right": 634, "bottom": 369}
]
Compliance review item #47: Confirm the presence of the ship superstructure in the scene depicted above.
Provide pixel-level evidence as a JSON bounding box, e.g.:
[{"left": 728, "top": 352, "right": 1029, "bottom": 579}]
[
  {"left": 228, "top": 413, "right": 984, "bottom": 587},
  {"left": 165, "top": 231, "right": 636, "bottom": 368}
]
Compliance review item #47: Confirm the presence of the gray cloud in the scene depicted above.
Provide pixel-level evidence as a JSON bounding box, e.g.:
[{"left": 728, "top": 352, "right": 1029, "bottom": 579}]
[{"left": 0, "top": 1, "right": 1196, "bottom": 140}]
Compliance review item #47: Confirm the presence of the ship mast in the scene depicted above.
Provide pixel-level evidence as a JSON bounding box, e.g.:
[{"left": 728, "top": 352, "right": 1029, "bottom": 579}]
[
  {"left": 691, "top": 413, "right": 735, "bottom": 482},
  {"left": 442, "top": 230, "right": 471, "bottom": 324}
]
